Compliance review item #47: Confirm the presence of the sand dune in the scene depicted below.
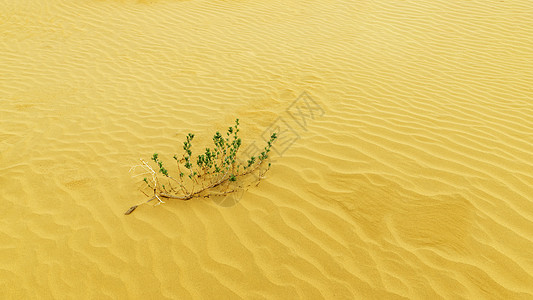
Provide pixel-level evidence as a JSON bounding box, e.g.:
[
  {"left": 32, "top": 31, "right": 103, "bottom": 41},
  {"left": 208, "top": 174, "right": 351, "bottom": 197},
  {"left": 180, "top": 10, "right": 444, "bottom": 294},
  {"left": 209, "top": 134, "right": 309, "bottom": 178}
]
[{"left": 1, "top": 0, "right": 533, "bottom": 298}]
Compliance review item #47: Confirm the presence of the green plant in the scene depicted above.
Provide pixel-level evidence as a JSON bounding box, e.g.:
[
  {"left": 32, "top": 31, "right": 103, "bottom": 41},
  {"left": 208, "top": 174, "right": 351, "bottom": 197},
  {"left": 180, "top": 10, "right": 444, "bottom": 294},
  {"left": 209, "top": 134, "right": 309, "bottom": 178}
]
[{"left": 126, "top": 119, "right": 277, "bottom": 215}]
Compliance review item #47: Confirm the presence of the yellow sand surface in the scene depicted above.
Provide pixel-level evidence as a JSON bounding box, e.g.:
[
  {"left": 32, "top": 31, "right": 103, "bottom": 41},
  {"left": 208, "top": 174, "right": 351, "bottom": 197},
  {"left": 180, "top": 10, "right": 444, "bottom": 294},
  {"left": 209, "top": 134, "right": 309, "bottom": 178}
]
[{"left": 1, "top": 0, "right": 533, "bottom": 298}]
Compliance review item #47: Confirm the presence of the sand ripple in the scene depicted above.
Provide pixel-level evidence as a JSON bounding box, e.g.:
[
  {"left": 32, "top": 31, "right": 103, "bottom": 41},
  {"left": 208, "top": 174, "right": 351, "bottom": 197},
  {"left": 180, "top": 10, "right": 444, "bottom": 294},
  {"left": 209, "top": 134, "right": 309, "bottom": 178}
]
[{"left": 1, "top": 0, "right": 532, "bottom": 298}]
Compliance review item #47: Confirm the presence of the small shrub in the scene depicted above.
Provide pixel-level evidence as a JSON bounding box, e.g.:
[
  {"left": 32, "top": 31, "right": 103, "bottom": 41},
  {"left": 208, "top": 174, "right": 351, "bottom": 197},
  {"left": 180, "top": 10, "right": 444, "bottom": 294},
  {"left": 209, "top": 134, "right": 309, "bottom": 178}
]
[{"left": 126, "top": 119, "right": 277, "bottom": 214}]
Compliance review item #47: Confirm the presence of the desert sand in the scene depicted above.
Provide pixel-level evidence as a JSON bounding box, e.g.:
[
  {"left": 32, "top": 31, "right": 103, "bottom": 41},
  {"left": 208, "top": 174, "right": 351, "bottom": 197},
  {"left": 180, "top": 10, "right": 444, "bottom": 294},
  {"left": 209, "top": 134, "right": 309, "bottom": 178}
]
[{"left": 1, "top": 0, "right": 533, "bottom": 298}]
